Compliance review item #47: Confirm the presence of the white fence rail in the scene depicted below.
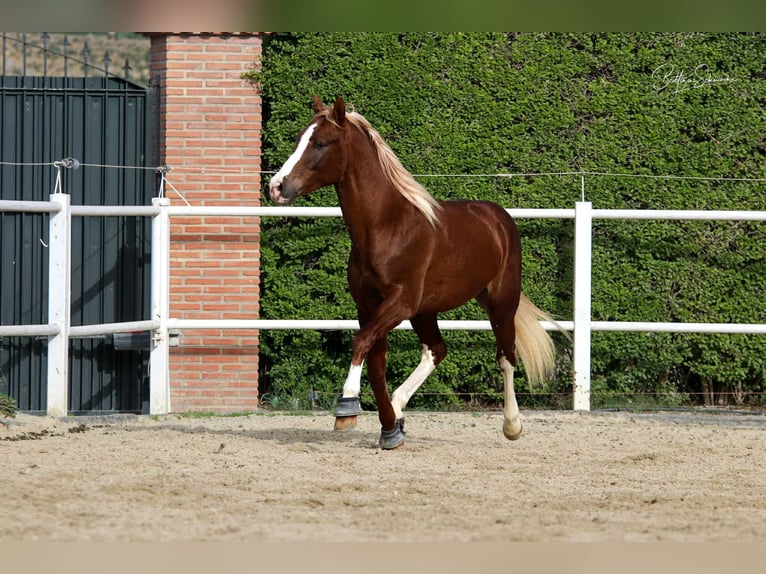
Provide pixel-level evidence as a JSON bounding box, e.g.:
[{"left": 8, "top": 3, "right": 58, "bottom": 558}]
[{"left": 2, "top": 194, "right": 765, "bottom": 415}]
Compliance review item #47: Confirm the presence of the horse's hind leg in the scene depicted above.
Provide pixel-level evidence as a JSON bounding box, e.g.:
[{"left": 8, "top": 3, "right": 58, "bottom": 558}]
[
  {"left": 499, "top": 355, "right": 522, "bottom": 440},
  {"left": 477, "top": 288, "right": 523, "bottom": 441},
  {"left": 390, "top": 314, "right": 446, "bottom": 420}
]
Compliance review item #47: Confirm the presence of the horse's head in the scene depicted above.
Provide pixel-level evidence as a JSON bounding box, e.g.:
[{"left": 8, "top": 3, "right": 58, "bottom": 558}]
[{"left": 269, "top": 95, "right": 348, "bottom": 205}]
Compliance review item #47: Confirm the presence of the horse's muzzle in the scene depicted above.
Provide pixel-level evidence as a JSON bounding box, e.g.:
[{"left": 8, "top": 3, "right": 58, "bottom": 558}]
[{"left": 269, "top": 178, "right": 298, "bottom": 205}]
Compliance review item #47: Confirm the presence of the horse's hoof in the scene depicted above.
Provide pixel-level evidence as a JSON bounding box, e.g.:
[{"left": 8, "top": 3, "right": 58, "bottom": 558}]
[
  {"left": 334, "top": 415, "right": 358, "bottom": 432},
  {"left": 379, "top": 419, "right": 406, "bottom": 450},
  {"left": 503, "top": 419, "right": 523, "bottom": 441},
  {"left": 334, "top": 396, "right": 363, "bottom": 417}
]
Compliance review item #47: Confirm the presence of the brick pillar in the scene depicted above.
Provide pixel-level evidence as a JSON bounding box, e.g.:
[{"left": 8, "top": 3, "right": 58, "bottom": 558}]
[{"left": 150, "top": 33, "right": 262, "bottom": 412}]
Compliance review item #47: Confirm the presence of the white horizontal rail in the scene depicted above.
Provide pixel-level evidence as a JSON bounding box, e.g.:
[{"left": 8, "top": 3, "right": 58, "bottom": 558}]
[
  {"left": 69, "top": 320, "right": 160, "bottom": 338},
  {"left": 167, "top": 318, "right": 766, "bottom": 335},
  {"left": 0, "top": 199, "right": 61, "bottom": 213},
  {"left": 168, "top": 205, "right": 342, "bottom": 217},
  {"left": 164, "top": 206, "right": 766, "bottom": 221},
  {"left": 0, "top": 201, "right": 160, "bottom": 217},
  {"left": 70, "top": 205, "right": 160, "bottom": 217},
  {"left": 591, "top": 321, "right": 766, "bottom": 334},
  {"left": 511, "top": 208, "right": 575, "bottom": 219},
  {"left": 0, "top": 324, "right": 60, "bottom": 337},
  {"left": 168, "top": 318, "right": 571, "bottom": 332},
  {"left": 0, "top": 321, "right": 164, "bottom": 339},
  {"left": 594, "top": 209, "right": 766, "bottom": 221},
  {"left": 165, "top": 205, "right": 576, "bottom": 219},
  {"left": 1, "top": 321, "right": 161, "bottom": 338}
]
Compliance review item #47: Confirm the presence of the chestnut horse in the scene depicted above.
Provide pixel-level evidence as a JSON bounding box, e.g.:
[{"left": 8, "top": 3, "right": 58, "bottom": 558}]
[{"left": 269, "top": 96, "right": 557, "bottom": 449}]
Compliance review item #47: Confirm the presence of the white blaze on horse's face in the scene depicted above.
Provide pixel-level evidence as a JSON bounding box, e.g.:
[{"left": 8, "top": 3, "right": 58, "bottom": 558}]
[{"left": 269, "top": 123, "right": 318, "bottom": 205}]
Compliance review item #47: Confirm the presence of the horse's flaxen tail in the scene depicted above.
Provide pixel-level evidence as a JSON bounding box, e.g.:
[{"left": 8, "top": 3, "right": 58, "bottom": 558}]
[{"left": 514, "top": 293, "right": 558, "bottom": 387}]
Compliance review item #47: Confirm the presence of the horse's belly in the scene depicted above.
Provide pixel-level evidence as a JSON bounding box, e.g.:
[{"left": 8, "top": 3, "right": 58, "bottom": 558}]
[{"left": 418, "top": 258, "right": 498, "bottom": 313}]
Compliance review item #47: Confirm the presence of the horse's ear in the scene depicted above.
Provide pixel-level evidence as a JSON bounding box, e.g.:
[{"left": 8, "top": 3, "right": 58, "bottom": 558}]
[
  {"left": 312, "top": 94, "right": 324, "bottom": 113},
  {"left": 332, "top": 96, "right": 346, "bottom": 126}
]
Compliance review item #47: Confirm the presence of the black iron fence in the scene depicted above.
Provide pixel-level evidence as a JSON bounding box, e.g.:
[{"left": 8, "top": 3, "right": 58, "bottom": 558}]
[
  {"left": 1, "top": 32, "right": 155, "bottom": 413},
  {"left": 1, "top": 32, "right": 149, "bottom": 84}
]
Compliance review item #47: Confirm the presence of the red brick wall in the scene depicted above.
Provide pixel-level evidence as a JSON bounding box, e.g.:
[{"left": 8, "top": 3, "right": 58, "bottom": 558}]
[{"left": 150, "top": 33, "right": 262, "bottom": 412}]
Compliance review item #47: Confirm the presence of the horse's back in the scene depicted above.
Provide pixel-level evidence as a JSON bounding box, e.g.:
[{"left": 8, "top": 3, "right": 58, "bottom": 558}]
[{"left": 436, "top": 199, "right": 519, "bottom": 252}]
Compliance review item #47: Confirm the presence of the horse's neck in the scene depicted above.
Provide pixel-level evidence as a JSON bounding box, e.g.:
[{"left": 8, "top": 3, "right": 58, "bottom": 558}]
[{"left": 335, "top": 142, "right": 413, "bottom": 249}]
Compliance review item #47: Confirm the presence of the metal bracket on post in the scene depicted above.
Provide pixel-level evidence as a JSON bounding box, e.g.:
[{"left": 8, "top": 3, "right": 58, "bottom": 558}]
[
  {"left": 573, "top": 201, "right": 592, "bottom": 411},
  {"left": 150, "top": 196, "right": 171, "bottom": 415}
]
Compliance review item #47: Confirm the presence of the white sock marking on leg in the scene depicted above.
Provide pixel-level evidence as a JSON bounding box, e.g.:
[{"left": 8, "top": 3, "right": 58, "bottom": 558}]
[
  {"left": 500, "top": 356, "right": 522, "bottom": 435},
  {"left": 391, "top": 345, "right": 436, "bottom": 420},
  {"left": 342, "top": 363, "right": 363, "bottom": 398}
]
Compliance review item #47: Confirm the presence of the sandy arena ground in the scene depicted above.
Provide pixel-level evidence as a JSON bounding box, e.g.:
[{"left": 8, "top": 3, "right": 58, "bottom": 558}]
[{"left": 1, "top": 409, "right": 765, "bottom": 542}]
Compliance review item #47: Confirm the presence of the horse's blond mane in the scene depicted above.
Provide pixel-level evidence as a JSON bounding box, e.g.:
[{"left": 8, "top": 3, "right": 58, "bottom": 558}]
[{"left": 318, "top": 109, "right": 441, "bottom": 226}]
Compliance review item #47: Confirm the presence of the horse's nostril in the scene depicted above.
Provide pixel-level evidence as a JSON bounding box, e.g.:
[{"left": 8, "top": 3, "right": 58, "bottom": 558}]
[{"left": 269, "top": 180, "right": 283, "bottom": 199}]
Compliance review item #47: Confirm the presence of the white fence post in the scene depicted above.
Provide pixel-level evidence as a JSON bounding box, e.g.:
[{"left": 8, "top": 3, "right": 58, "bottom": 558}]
[
  {"left": 573, "top": 201, "right": 593, "bottom": 411},
  {"left": 150, "top": 196, "right": 171, "bottom": 415},
  {"left": 47, "top": 192, "right": 71, "bottom": 416}
]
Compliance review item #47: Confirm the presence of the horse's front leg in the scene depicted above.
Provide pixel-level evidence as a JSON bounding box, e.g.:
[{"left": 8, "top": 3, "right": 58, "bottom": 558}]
[
  {"left": 333, "top": 324, "right": 394, "bottom": 433},
  {"left": 334, "top": 360, "right": 365, "bottom": 431},
  {"left": 335, "top": 326, "right": 402, "bottom": 448},
  {"left": 336, "top": 287, "right": 413, "bottom": 447},
  {"left": 334, "top": 261, "right": 369, "bottom": 431},
  {"left": 365, "top": 335, "right": 405, "bottom": 449}
]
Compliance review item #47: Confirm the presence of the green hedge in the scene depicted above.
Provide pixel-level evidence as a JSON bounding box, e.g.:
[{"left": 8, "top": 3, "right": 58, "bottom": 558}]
[{"left": 247, "top": 33, "right": 766, "bottom": 410}]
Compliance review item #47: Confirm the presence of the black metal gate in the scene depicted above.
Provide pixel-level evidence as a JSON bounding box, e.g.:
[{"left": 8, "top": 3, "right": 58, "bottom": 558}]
[{"left": 0, "top": 34, "right": 154, "bottom": 413}]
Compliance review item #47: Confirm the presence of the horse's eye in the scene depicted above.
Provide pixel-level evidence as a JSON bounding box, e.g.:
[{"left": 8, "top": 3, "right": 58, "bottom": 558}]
[{"left": 314, "top": 141, "right": 327, "bottom": 150}]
